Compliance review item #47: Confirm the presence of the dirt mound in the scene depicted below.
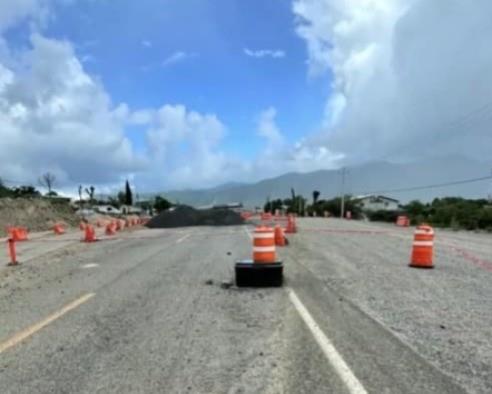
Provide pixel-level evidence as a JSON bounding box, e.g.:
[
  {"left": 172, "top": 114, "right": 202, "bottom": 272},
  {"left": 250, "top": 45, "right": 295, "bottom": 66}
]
[
  {"left": 146, "top": 205, "right": 244, "bottom": 228},
  {"left": 0, "top": 198, "right": 79, "bottom": 233}
]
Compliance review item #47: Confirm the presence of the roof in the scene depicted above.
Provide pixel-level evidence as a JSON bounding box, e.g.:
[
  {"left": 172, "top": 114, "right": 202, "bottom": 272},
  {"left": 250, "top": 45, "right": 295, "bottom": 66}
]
[{"left": 352, "top": 195, "right": 400, "bottom": 203}]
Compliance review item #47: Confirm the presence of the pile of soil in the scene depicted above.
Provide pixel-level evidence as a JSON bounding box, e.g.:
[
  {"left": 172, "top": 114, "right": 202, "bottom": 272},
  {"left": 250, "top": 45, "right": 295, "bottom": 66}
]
[
  {"left": 0, "top": 197, "right": 79, "bottom": 233},
  {"left": 146, "top": 205, "right": 244, "bottom": 228}
]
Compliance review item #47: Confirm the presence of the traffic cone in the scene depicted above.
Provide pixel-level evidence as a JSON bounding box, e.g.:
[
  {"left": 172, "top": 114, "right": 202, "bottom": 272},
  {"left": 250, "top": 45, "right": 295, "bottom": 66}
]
[
  {"left": 410, "top": 224, "right": 434, "bottom": 268},
  {"left": 83, "top": 225, "right": 97, "bottom": 243},
  {"left": 274, "top": 225, "right": 285, "bottom": 247},
  {"left": 53, "top": 223, "right": 65, "bottom": 235},
  {"left": 105, "top": 222, "right": 116, "bottom": 236}
]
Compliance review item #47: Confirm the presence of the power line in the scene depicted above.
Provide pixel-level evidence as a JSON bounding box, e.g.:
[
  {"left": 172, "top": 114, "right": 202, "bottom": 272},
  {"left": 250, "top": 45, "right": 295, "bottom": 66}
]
[{"left": 355, "top": 175, "right": 492, "bottom": 195}]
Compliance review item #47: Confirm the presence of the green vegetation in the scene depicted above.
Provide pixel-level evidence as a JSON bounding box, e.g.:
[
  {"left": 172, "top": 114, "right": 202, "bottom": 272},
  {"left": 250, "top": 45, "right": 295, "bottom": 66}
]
[
  {"left": 154, "top": 196, "right": 172, "bottom": 213},
  {"left": 368, "top": 197, "right": 492, "bottom": 231},
  {"left": 0, "top": 179, "right": 41, "bottom": 198}
]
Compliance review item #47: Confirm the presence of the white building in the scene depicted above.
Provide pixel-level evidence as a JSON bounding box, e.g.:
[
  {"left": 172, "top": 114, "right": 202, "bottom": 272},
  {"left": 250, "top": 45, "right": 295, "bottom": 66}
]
[
  {"left": 354, "top": 195, "right": 400, "bottom": 211},
  {"left": 95, "top": 205, "right": 122, "bottom": 215},
  {"left": 120, "top": 205, "right": 143, "bottom": 215}
]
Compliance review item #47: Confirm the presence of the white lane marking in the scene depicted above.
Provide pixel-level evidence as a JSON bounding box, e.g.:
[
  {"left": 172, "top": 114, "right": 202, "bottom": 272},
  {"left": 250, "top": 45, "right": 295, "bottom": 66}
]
[
  {"left": 287, "top": 288, "right": 368, "bottom": 394},
  {"left": 0, "top": 293, "right": 95, "bottom": 354},
  {"left": 176, "top": 234, "right": 190, "bottom": 244},
  {"left": 81, "top": 263, "right": 99, "bottom": 269}
]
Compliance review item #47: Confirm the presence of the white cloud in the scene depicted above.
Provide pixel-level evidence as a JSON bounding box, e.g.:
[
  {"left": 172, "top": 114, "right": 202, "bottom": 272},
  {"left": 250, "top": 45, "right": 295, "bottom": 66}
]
[
  {"left": 142, "top": 40, "right": 152, "bottom": 48},
  {"left": 0, "top": 34, "right": 146, "bottom": 186},
  {"left": 162, "top": 51, "right": 197, "bottom": 67},
  {"left": 293, "top": 0, "right": 492, "bottom": 164},
  {"left": 0, "top": 0, "right": 51, "bottom": 33},
  {"left": 253, "top": 107, "right": 343, "bottom": 177},
  {"left": 143, "top": 105, "right": 245, "bottom": 189},
  {"left": 243, "top": 48, "right": 286, "bottom": 59},
  {"left": 257, "top": 107, "right": 284, "bottom": 147}
]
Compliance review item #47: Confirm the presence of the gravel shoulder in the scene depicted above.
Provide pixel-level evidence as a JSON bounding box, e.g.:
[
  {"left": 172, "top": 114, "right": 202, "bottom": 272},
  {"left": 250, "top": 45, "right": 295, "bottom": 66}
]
[{"left": 289, "top": 218, "right": 492, "bottom": 394}]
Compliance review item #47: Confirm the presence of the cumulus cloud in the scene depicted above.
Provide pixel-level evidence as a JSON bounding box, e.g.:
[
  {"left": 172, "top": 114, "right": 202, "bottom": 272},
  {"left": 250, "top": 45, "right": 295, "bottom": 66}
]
[
  {"left": 143, "top": 105, "right": 245, "bottom": 189},
  {"left": 257, "top": 107, "right": 284, "bottom": 147},
  {"left": 162, "top": 51, "right": 197, "bottom": 67},
  {"left": 0, "top": 34, "right": 146, "bottom": 186},
  {"left": 293, "top": 0, "right": 492, "bottom": 164},
  {"left": 243, "top": 48, "right": 286, "bottom": 59},
  {"left": 253, "top": 107, "right": 343, "bottom": 177},
  {"left": 0, "top": 0, "right": 51, "bottom": 33}
]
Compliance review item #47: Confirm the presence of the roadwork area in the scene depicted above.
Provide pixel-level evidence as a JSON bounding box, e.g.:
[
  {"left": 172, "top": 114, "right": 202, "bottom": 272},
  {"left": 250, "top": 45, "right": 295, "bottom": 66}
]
[{"left": 0, "top": 219, "right": 490, "bottom": 393}]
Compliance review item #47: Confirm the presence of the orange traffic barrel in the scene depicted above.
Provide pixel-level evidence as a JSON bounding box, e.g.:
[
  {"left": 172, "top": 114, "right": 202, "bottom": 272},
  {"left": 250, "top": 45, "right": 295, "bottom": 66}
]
[
  {"left": 410, "top": 224, "right": 434, "bottom": 268},
  {"left": 274, "top": 225, "right": 286, "bottom": 247},
  {"left": 253, "top": 227, "right": 276, "bottom": 263}
]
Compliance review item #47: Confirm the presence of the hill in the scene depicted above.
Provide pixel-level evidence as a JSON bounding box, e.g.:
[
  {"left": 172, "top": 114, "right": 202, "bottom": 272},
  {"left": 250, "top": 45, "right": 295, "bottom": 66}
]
[{"left": 160, "top": 156, "right": 492, "bottom": 208}]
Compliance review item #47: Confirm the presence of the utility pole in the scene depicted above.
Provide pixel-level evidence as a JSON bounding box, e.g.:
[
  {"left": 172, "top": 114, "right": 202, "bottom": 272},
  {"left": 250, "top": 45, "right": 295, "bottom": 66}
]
[
  {"left": 488, "top": 168, "right": 492, "bottom": 203},
  {"left": 340, "top": 167, "right": 346, "bottom": 218}
]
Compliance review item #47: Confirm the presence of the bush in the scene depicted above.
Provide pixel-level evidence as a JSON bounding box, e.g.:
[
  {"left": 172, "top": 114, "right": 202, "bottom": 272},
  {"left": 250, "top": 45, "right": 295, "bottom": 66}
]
[{"left": 366, "top": 210, "right": 400, "bottom": 223}]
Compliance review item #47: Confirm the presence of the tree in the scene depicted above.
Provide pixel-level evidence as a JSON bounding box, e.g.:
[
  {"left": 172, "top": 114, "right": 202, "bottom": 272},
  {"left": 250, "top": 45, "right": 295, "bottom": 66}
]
[
  {"left": 39, "top": 172, "right": 56, "bottom": 194},
  {"left": 124, "top": 180, "right": 133, "bottom": 206},
  {"left": 117, "top": 191, "right": 126, "bottom": 205},
  {"left": 154, "top": 196, "right": 171, "bottom": 213},
  {"left": 264, "top": 198, "right": 283, "bottom": 213},
  {"left": 85, "top": 186, "right": 95, "bottom": 204},
  {"left": 312, "top": 190, "right": 320, "bottom": 204},
  {"left": 12, "top": 185, "right": 41, "bottom": 198},
  {"left": 0, "top": 178, "right": 13, "bottom": 198},
  {"left": 78, "top": 185, "right": 83, "bottom": 204}
]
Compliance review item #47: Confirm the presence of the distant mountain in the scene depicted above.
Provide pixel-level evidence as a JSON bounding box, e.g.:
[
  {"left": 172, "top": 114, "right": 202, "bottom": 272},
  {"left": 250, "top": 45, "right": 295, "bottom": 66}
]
[{"left": 160, "top": 156, "right": 492, "bottom": 208}]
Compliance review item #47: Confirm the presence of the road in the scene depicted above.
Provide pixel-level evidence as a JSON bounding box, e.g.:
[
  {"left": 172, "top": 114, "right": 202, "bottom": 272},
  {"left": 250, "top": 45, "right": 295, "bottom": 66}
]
[{"left": 0, "top": 219, "right": 489, "bottom": 393}]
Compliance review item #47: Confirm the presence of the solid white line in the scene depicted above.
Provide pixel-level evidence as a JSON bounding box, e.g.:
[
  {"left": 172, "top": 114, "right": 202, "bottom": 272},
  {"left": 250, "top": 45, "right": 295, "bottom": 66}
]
[
  {"left": 287, "top": 288, "right": 368, "bottom": 394},
  {"left": 0, "top": 293, "right": 96, "bottom": 354},
  {"left": 176, "top": 234, "right": 190, "bottom": 244}
]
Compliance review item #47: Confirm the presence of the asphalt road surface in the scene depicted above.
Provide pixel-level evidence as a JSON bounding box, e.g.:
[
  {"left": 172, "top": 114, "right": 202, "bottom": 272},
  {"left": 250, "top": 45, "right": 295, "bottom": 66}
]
[{"left": 0, "top": 219, "right": 489, "bottom": 393}]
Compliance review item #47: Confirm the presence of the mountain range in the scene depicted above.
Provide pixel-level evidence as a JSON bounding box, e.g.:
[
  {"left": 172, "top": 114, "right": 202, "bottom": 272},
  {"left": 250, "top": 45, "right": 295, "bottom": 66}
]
[{"left": 159, "top": 156, "right": 492, "bottom": 208}]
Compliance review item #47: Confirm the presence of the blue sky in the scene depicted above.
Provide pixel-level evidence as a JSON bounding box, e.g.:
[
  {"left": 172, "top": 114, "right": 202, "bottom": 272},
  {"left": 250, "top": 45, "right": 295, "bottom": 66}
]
[
  {"left": 0, "top": 0, "right": 489, "bottom": 194},
  {"left": 44, "top": 0, "right": 329, "bottom": 160}
]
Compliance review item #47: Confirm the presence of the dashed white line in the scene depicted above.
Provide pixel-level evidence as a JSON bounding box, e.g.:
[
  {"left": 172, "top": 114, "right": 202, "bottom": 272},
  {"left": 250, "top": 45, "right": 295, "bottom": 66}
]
[
  {"left": 81, "top": 263, "right": 99, "bottom": 269},
  {"left": 287, "top": 288, "right": 368, "bottom": 394},
  {"left": 176, "top": 234, "right": 191, "bottom": 244}
]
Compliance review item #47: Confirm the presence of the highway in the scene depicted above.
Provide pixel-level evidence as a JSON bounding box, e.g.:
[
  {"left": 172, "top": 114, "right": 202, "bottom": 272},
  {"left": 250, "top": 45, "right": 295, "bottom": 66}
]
[{"left": 1, "top": 219, "right": 489, "bottom": 393}]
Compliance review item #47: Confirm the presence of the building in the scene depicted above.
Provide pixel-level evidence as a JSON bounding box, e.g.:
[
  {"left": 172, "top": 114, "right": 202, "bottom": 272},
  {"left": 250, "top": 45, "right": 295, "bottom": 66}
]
[
  {"left": 120, "top": 205, "right": 143, "bottom": 215},
  {"left": 95, "top": 205, "right": 122, "bottom": 215},
  {"left": 353, "top": 195, "right": 400, "bottom": 211}
]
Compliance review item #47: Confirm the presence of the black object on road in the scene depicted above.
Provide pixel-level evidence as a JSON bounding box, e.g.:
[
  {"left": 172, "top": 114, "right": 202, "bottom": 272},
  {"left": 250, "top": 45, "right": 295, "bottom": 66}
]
[{"left": 234, "top": 260, "right": 283, "bottom": 287}]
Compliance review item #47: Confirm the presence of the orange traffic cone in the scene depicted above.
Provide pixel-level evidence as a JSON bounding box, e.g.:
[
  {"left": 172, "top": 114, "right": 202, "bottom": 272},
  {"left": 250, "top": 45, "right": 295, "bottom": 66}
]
[
  {"left": 83, "top": 225, "right": 97, "bottom": 243},
  {"left": 274, "top": 225, "right": 285, "bottom": 247},
  {"left": 410, "top": 224, "right": 434, "bottom": 268},
  {"left": 105, "top": 222, "right": 116, "bottom": 236},
  {"left": 53, "top": 223, "right": 65, "bottom": 235}
]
